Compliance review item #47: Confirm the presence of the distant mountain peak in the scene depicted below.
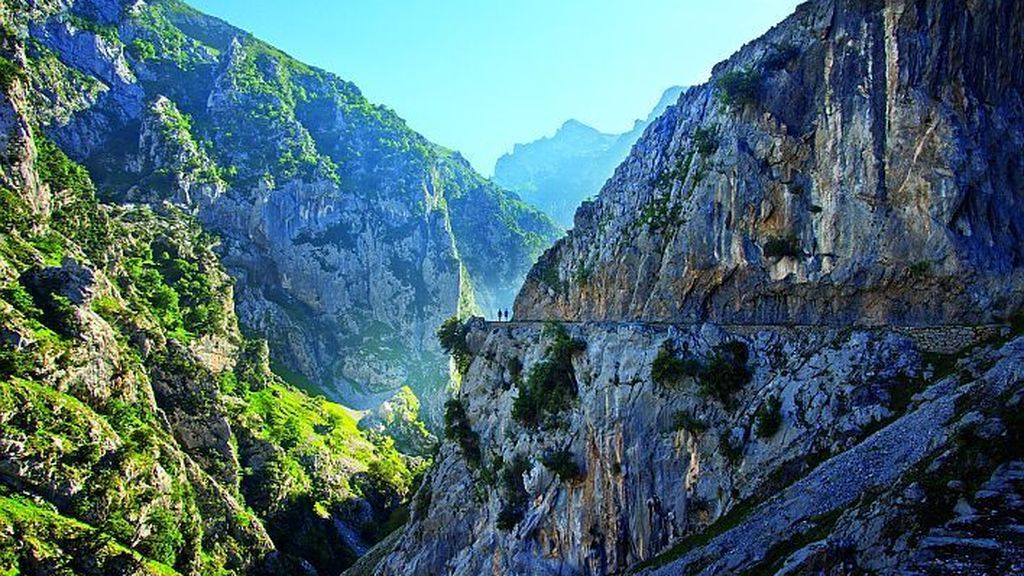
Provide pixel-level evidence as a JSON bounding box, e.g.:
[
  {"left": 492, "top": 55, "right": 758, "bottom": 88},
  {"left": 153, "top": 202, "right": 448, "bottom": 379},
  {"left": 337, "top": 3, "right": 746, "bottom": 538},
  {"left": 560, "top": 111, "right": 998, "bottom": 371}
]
[{"left": 494, "top": 86, "right": 688, "bottom": 228}]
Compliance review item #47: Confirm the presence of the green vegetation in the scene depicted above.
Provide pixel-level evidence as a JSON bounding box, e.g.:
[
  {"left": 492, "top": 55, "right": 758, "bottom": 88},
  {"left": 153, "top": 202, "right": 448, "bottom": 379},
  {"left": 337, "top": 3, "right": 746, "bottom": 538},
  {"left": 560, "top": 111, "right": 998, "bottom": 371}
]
[
  {"left": 34, "top": 136, "right": 112, "bottom": 263},
  {"left": 0, "top": 55, "right": 26, "bottom": 92},
  {"left": 536, "top": 257, "right": 566, "bottom": 293},
  {"left": 754, "top": 396, "right": 782, "bottom": 438},
  {"left": 638, "top": 193, "right": 682, "bottom": 231},
  {"left": 700, "top": 341, "right": 753, "bottom": 403},
  {"left": 652, "top": 343, "right": 702, "bottom": 387},
  {"left": 909, "top": 260, "right": 932, "bottom": 278},
  {"left": 541, "top": 449, "right": 584, "bottom": 483},
  {"left": 692, "top": 126, "right": 720, "bottom": 156},
  {"left": 437, "top": 315, "right": 472, "bottom": 374},
  {"left": 444, "top": 398, "right": 481, "bottom": 468},
  {"left": 671, "top": 410, "right": 707, "bottom": 433},
  {"left": 512, "top": 323, "right": 585, "bottom": 429},
  {"left": 130, "top": 38, "right": 158, "bottom": 61},
  {"left": 739, "top": 509, "right": 843, "bottom": 576},
  {"left": 65, "top": 14, "right": 120, "bottom": 45},
  {"left": 715, "top": 68, "right": 762, "bottom": 109},
  {"left": 631, "top": 497, "right": 759, "bottom": 572},
  {"left": 763, "top": 234, "right": 801, "bottom": 259},
  {"left": 652, "top": 341, "right": 752, "bottom": 404},
  {"left": 496, "top": 454, "right": 530, "bottom": 531}
]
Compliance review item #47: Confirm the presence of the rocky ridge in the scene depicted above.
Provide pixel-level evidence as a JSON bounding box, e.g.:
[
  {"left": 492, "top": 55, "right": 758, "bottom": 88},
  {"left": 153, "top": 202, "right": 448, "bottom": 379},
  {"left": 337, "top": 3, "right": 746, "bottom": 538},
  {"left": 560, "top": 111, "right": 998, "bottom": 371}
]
[
  {"left": 14, "top": 0, "right": 561, "bottom": 415},
  {"left": 515, "top": 0, "right": 1024, "bottom": 327}
]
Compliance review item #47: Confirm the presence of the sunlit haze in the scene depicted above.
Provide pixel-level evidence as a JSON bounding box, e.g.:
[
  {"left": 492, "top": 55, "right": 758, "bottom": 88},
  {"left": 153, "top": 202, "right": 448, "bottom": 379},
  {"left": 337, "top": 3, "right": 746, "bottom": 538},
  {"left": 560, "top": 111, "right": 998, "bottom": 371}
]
[{"left": 187, "top": 0, "right": 802, "bottom": 174}]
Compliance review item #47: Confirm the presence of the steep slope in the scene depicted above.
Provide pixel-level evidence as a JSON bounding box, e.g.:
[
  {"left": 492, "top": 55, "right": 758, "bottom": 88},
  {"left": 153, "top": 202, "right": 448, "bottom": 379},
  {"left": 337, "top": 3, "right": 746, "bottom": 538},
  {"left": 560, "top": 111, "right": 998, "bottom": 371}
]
[
  {"left": 366, "top": 1, "right": 1024, "bottom": 575},
  {"left": 17, "top": 0, "right": 560, "bottom": 415},
  {"left": 516, "top": 0, "right": 1024, "bottom": 326},
  {"left": 0, "top": 27, "right": 423, "bottom": 575},
  {"left": 494, "top": 86, "right": 685, "bottom": 228}
]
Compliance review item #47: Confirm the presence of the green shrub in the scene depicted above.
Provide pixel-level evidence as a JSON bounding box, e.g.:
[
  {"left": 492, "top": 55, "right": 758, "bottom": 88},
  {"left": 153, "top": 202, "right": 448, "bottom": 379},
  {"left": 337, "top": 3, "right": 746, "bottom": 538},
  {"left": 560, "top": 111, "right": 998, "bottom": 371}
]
[
  {"left": 125, "top": 256, "right": 184, "bottom": 335},
  {"left": 496, "top": 454, "right": 529, "bottom": 531},
  {"left": 909, "top": 261, "right": 932, "bottom": 278},
  {"left": 507, "top": 357, "right": 523, "bottom": 382},
  {"left": 512, "top": 323, "right": 585, "bottom": 429},
  {"left": 444, "top": 399, "right": 481, "bottom": 468},
  {"left": 698, "top": 341, "right": 752, "bottom": 404},
  {"left": 671, "top": 410, "right": 707, "bottom": 433},
  {"left": 153, "top": 244, "right": 225, "bottom": 335},
  {"left": 763, "top": 235, "right": 801, "bottom": 259},
  {"left": 139, "top": 508, "right": 183, "bottom": 566},
  {"left": 38, "top": 293, "right": 79, "bottom": 339},
  {"left": 35, "top": 137, "right": 111, "bottom": 263},
  {"left": 0, "top": 56, "right": 26, "bottom": 92},
  {"left": 541, "top": 449, "right": 584, "bottom": 483},
  {"left": 0, "top": 187, "right": 31, "bottom": 233},
  {"left": 755, "top": 396, "right": 782, "bottom": 438},
  {"left": 638, "top": 193, "right": 682, "bottom": 231},
  {"left": 651, "top": 344, "right": 702, "bottom": 387},
  {"left": 0, "top": 344, "right": 35, "bottom": 380},
  {"left": 2, "top": 282, "right": 40, "bottom": 319},
  {"left": 715, "top": 68, "right": 761, "bottom": 109},
  {"left": 436, "top": 316, "right": 471, "bottom": 374},
  {"left": 692, "top": 126, "right": 719, "bottom": 156},
  {"left": 129, "top": 38, "right": 157, "bottom": 61}
]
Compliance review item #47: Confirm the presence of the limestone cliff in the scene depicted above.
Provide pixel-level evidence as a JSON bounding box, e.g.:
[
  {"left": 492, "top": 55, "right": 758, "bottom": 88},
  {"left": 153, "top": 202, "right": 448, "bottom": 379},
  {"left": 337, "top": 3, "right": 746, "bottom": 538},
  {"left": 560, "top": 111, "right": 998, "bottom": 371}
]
[
  {"left": 367, "top": 1, "right": 1024, "bottom": 574},
  {"left": 15, "top": 0, "right": 560, "bottom": 415},
  {"left": 515, "top": 0, "right": 1024, "bottom": 326},
  {"left": 373, "top": 320, "right": 1022, "bottom": 575}
]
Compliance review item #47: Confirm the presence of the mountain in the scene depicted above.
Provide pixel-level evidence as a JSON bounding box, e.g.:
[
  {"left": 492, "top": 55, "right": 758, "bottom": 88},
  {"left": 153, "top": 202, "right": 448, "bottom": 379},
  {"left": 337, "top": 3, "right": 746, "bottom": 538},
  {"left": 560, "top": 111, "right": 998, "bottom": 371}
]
[
  {"left": 14, "top": 0, "right": 560, "bottom": 419},
  {"left": 366, "top": 0, "right": 1024, "bottom": 574},
  {"left": 493, "top": 86, "right": 685, "bottom": 228},
  {"left": 0, "top": 27, "right": 429, "bottom": 575}
]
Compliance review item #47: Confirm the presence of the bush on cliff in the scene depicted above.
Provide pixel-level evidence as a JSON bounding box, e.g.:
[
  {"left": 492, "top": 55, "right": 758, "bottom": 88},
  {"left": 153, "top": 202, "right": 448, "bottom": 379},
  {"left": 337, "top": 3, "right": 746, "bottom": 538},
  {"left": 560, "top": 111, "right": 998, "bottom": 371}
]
[
  {"left": 437, "top": 316, "right": 472, "bottom": 374},
  {"left": 444, "top": 398, "right": 481, "bottom": 468},
  {"left": 512, "top": 322, "right": 585, "bottom": 429}
]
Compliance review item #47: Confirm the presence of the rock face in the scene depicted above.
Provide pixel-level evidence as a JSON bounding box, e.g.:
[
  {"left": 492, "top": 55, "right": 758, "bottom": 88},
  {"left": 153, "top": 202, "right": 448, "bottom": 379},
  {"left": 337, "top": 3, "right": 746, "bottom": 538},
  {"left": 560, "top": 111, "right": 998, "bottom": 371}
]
[
  {"left": 368, "top": 1, "right": 1024, "bottom": 575},
  {"left": 515, "top": 0, "right": 1024, "bottom": 326},
  {"left": 494, "top": 86, "right": 685, "bottom": 228},
  {"left": 372, "top": 320, "right": 1023, "bottom": 575},
  {"left": 20, "top": 0, "right": 560, "bottom": 413}
]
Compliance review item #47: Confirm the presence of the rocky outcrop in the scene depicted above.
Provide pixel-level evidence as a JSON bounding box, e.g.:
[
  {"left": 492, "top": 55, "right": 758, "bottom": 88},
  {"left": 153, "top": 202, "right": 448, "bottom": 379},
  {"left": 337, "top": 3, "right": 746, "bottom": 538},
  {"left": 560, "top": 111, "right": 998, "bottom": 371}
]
[
  {"left": 494, "top": 86, "right": 685, "bottom": 228},
  {"left": 515, "top": 0, "right": 1024, "bottom": 326},
  {"left": 19, "top": 0, "right": 560, "bottom": 415}
]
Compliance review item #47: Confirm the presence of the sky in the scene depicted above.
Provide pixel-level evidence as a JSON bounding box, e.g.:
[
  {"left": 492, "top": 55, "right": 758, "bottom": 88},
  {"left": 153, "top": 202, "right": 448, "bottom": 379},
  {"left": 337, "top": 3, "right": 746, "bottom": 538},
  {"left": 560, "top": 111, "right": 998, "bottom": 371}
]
[{"left": 188, "top": 0, "right": 802, "bottom": 176}]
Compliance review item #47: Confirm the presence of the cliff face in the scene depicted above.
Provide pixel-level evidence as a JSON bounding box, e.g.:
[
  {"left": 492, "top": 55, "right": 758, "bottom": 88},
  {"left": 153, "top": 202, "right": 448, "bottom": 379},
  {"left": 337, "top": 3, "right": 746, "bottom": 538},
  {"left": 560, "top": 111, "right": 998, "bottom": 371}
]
[
  {"left": 0, "top": 23, "right": 423, "bottom": 575},
  {"left": 368, "top": 1, "right": 1024, "bottom": 575},
  {"left": 494, "top": 86, "right": 685, "bottom": 228},
  {"left": 374, "top": 321, "right": 1022, "bottom": 575},
  {"left": 17, "top": 0, "right": 560, "bottom": 414},
  {"left": 515, "top": 0, "right": 1024, "bottom": 326}
]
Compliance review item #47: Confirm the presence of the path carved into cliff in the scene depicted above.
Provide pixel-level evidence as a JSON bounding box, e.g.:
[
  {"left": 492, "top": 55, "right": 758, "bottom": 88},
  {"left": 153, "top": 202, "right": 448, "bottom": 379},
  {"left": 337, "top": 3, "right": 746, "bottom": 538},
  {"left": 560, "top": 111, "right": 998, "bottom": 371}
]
[{"left": 482, "top": 320, "right": 1009, "bottom": 355}]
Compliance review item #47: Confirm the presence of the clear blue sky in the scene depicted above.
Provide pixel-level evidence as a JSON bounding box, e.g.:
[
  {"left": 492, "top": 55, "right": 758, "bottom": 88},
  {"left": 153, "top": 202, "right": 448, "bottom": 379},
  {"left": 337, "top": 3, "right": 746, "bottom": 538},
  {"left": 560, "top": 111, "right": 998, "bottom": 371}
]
[{"left": 188, "top": 0, "right": 801, "bottom": 175}]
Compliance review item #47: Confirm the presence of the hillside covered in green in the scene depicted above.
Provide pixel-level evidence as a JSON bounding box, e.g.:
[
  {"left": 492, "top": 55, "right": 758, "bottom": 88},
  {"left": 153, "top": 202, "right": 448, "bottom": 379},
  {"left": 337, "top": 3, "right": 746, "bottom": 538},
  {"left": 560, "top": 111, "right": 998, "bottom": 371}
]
[
  {"left": 12, "top": 0, "right": 559, "bottom": 419},
  {"left": 0, "top": 17, "right": 429, "bottom": 573}
]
